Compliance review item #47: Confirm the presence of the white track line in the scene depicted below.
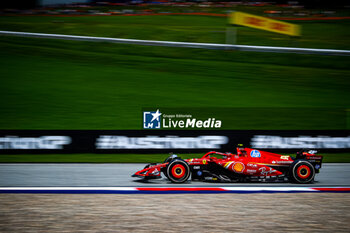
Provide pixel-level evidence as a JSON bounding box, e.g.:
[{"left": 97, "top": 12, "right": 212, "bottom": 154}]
[{"left": 0, "top": 30, "right": 349, "bottom": 56}]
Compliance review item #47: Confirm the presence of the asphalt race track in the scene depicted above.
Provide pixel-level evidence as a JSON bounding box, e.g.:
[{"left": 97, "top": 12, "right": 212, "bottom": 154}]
[{"left": 0, "top": 163, "right": 349, "bottom": 187}]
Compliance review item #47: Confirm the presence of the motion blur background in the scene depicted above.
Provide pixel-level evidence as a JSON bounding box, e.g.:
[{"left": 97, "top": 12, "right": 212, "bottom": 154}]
[
  {"left": 0, "top": 0, "right": 349, "bottom": 162},
  {"left": 0, "top": 2, "right": 349, "bottom": 232}
]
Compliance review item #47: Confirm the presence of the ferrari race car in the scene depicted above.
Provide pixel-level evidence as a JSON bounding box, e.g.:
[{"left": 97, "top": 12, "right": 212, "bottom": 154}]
[{"left": 132, "top": 147, "right": 323, "bottom": 184}]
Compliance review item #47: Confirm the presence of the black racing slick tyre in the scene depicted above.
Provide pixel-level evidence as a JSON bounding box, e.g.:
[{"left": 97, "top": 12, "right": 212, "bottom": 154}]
[
  {"left": 289, "top": 160, "right": 315, "bottom": 184},
  {"left": 166, "top": 159, "right": 190, "bottom": 183}
]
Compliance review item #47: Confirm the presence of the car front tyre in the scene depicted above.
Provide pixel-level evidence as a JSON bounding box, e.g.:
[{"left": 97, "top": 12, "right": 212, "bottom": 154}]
[{"left": 166, "top": 159, "right": 190, "bottom": 183}]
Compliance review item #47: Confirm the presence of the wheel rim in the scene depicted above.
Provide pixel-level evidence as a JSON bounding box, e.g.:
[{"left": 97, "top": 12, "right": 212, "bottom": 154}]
[
  {"left": 297, "top": 165, "right": 311, "bottom": 179},
  {"left": 171, "top": 164, "right": 185, "bottom": 179}
]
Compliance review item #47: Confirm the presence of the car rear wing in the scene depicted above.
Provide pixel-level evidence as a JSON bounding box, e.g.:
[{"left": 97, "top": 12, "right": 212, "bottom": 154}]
[{"left": 296, "top": 150, "right": 323, "bottom": 173}]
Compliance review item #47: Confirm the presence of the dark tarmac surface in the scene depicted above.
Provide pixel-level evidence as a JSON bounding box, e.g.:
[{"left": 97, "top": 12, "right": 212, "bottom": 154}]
[{"left": 0, "top": 163, "right": 349, "bottom": 187}]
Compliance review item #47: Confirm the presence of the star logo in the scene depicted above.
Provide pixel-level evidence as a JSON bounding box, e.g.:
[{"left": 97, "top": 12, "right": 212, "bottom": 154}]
[
  {"left": 143, "top": 109, "right": 162, "bottom": 129},
  {"left": 150, "top": 109, "right": 162, "bottom": 122}
]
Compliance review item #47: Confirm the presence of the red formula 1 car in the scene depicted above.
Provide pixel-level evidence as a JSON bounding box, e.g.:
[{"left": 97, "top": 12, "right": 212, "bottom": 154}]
[{"left": 132, "top": 147, "right": 323, "bottom": 184}]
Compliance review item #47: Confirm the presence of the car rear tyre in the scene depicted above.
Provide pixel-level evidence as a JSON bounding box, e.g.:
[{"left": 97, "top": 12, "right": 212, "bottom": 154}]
[
  {"left": 166, "top": 159, "right": 190, "bottom": 183},
  {"left": 289, "top": 160, "right": 315, "bottom": 184}
]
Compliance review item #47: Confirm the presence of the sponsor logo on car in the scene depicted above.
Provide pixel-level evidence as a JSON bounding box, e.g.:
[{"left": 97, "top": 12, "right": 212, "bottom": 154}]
[
  {"left": 247, "top": 169, "right": 257, "bottom": 173},
  {"left": 233, "top": 162, "right": 245, "bottom": 173},
  {"left": 224, "top": 161, "right": 244, "bottom": 173},
  {"left": 307, "top": 156, "right": 322, "bottom": 160},
  {"left": 277, "top": 160, "right": 293, "bottom": 164},
  {"left": 250, "top": 150, "right": 261, "bottom": 158},
  {"left": 272, "top": 160, "right": 293, "bottom": 164},
  {"left": 259, "top": 167, "right": 277, "bottom": 175},
  {"left": 247, "top": 163, "right": 258, "bottom": 168}
]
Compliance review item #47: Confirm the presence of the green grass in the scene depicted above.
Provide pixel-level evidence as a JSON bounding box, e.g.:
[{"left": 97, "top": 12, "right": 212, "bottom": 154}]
[
  {"left": 0, "top": 35, "right": 349, "bottom": 129},
  {"left": 0, "top": 153, "right": 348, "bottom": 163},
  {"left": 0, "top": 16, "right": 349, "bottom": 129}
]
